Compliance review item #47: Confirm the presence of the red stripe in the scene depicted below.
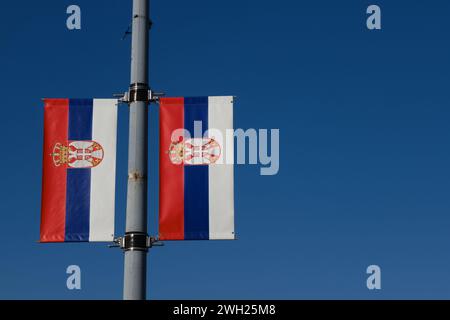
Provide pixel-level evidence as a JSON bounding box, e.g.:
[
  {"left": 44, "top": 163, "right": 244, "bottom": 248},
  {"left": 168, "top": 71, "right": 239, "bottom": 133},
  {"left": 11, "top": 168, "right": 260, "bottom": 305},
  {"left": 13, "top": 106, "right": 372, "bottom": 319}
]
[
  {"left": 159, "top": 98, "right": 185, "bottom": 240},
  {"left": 40, "top": 99, "right": 69, "bottom": 242}
]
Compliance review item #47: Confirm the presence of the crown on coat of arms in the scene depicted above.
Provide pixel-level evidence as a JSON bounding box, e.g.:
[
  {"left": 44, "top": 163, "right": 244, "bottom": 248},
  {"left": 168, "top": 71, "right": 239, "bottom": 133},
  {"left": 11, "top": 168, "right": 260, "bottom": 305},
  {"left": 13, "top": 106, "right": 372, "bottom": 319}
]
[{"left": 51, "top": 142, "right": 69, "bottom": 166}]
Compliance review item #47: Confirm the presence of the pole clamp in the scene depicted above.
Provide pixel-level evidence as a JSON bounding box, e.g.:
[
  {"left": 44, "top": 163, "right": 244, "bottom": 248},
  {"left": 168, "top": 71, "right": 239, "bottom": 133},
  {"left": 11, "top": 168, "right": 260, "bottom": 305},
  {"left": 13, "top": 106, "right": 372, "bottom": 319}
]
[
  {"left": 115, "top": 86, "right": 165, "bottom": 104},
  {"left": 111, "top": 233, "right": 164, "bottom": 251},
  {"left": 128, "top": 83, "right": 149, "bottom": 102}
]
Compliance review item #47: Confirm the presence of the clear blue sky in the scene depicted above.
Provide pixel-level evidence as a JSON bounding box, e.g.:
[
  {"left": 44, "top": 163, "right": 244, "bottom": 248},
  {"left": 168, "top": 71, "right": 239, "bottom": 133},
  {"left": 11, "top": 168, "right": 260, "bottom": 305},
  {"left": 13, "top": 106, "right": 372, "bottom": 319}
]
[{"left": 1, "top": 0, "right": 450, "bottom": 299}]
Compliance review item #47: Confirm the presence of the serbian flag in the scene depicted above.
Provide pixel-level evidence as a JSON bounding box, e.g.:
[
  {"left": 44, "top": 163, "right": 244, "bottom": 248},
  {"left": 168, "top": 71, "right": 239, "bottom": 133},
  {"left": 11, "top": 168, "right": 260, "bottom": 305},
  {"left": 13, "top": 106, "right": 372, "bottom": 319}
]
[
  {"left": 159, "top": 96, "right": 235, "bottom": 240},
  {"left": 40, "top": 99, "right": 118, "bottom": 242}
]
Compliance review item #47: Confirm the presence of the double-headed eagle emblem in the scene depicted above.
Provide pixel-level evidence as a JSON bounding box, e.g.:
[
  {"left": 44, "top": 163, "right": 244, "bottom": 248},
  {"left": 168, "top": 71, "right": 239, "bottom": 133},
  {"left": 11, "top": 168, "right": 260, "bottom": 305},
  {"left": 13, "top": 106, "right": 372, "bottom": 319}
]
[
  {"left": 168, "top": 137, "right": 221, "bottom": 165},
  {"left": 51, "top": 141, "right": 104, "bottom": 168}
]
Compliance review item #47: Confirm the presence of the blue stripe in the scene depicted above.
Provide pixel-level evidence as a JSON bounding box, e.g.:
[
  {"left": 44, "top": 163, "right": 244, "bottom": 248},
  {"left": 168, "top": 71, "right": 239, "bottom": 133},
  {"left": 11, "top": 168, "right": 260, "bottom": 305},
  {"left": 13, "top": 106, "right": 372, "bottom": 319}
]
[
  {"left": 66, "top": 169, "right": 91, "bottom": 241},
  {"left": 65, "top": 99, "right": 93, "bottom": 242},
  {"left": 68, "top": 99, "right": 93, "bottom": 140},
  {"left": 184, "top": 97, "right": 209, "bottom": 240}
]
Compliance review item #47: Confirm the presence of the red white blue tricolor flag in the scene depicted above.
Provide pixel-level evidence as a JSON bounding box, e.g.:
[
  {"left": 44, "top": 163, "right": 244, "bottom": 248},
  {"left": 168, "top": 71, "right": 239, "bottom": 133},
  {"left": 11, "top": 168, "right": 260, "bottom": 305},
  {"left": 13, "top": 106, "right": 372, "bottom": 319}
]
[
  {"left": 159, "top": 96, "right": 235, "bottom": 240},
  {"left": 40, "top": 99, "right": 118, "bottom": 242}
]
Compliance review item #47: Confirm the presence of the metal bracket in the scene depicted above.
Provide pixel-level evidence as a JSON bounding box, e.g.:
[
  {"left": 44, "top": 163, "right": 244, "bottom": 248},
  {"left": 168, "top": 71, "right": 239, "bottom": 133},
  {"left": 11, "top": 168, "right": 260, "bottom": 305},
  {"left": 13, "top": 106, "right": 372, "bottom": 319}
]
[
  {"left": 114, "top": 87, "right": 165, "bottom": 104},
  {"left": 129, "top": 83, "right": 149, "bottom": 102},
  {"left": 110, "top": 233, "right": 163, "bottom": 251}
]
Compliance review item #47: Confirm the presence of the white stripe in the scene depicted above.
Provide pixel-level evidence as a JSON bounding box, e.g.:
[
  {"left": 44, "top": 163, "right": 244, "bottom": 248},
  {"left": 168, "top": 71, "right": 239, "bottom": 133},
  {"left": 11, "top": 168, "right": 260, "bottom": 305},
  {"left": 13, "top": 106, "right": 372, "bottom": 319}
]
[
  {"left": 208, "top": 96, "right": 235, "bottom": 240},
  {"left": 89, "top": 99, "right": 118, "bottom": 241}
]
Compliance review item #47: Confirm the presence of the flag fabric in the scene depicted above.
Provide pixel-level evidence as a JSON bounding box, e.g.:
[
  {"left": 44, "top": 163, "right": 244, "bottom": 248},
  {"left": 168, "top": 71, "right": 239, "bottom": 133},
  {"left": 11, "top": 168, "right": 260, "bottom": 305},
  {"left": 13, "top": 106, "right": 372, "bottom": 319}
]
[
  {"left": 40, "top": 98, "right": 118, "bottom": 242},
  {"left": 159, "top": 96, "right": 235, "bottom": 240}
]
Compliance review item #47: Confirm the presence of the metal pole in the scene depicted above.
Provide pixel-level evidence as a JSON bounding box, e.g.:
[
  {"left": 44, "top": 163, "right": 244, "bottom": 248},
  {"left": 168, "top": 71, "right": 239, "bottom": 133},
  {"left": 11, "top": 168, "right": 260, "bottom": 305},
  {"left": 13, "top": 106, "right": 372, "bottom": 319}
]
[{"left": 123, "top": 0, "right": 150, "bottom": 300}]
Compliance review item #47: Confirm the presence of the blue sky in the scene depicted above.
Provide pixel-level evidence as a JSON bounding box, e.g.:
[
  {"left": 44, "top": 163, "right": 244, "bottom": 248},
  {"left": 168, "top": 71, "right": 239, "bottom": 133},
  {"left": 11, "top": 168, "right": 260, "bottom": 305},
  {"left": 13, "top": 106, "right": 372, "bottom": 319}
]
[{"left": 1, "top": 0, "right": 450, "bottom": 299}]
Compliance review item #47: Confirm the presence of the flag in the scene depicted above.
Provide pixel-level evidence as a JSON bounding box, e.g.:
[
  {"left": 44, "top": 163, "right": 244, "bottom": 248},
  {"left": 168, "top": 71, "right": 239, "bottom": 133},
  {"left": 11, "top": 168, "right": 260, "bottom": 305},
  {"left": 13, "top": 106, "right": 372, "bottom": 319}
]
[
  {"left": 40, "top": 99, "right": 118, "bottom": 242},
  {"left": 159, "top": 96, "right": 235, "bottom": 240}
]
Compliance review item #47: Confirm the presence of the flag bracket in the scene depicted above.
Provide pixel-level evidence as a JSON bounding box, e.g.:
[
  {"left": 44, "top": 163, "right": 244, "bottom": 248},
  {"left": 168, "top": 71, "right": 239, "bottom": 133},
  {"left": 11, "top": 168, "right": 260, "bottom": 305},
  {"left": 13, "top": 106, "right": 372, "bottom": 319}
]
[
  {"left": 114, "top": 88, "right": 165, "bottom": 104},
  {"left": 111, "top": 233, "right": 163, "bottom": 251}
]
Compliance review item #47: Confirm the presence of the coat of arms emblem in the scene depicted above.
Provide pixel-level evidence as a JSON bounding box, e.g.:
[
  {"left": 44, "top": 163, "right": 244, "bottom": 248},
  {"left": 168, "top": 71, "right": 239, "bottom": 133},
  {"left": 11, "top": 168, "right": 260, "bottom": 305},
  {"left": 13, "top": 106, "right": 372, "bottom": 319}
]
[
  {"left": 169, "top": 137, "right": 221, "bottom": 165},
  {"left": 51, "top": 141, "right": 104, "bottom": 168}
]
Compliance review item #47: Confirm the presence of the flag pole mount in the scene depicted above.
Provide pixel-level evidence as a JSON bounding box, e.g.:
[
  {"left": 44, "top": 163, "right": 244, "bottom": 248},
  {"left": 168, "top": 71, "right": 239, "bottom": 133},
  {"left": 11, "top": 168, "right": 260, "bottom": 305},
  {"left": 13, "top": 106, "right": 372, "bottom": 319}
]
[
  {"left": 114, "top": 89, "right": 165, "bottom": 104},
  {"left": 109, "top": 235, "right": 164, "bottom": 250},
  {"left": 122, "top": 0, "right": 151, "bottom": 300},
  {"left": 111, "top": 0, "right": 165, "bottom": 300}
]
